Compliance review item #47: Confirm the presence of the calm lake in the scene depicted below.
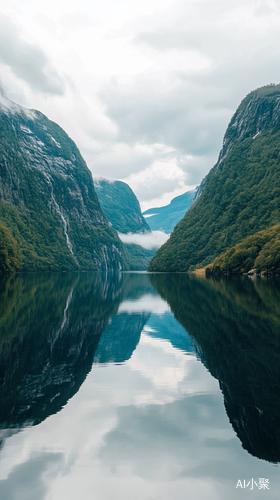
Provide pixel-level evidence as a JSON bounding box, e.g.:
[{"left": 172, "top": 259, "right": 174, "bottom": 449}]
[{"left": 0, "top": 272, "right": 280, "bottom": 499}]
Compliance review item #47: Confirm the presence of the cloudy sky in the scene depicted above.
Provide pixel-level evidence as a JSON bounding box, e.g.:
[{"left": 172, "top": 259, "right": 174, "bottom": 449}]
[{"left": 1, "top": 0, "right": 280, "bottom": 209}]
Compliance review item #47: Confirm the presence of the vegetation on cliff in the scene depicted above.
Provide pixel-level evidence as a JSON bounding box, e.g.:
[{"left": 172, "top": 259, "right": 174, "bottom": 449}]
[
  {"left": 206, "top": 224, "right": 280, "bottom": 275},
  {"left": 0, "top": 222, "right": 22, "bottom": 272},
  {"left": 124, "top": 244, "right": 156, "bottom": 270},
  {"left": 94, "top": 179, "right": 155, "bottom": 269}
]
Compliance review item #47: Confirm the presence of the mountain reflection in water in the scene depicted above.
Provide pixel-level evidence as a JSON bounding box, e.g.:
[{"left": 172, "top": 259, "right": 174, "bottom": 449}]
[
  {"left": 0, "top": 272, "right": 171, "bottom": 432},
  {"left": 0, "top": 270, "right": 280, "bottom": 497},
  {"left": 151, "top": 273, "right": 280, "bottom": 463},
  {"left": 0, "top": 272, "right": 122, "bottom": 429}
]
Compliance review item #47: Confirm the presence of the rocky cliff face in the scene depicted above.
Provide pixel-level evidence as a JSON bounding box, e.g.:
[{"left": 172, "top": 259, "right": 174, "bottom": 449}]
[
  {"left": 94, "top": 178, "right": 154, "bottom": 270},
  {"left": 0, "top": 89, "right": 128, "bottom": 271},
  {"left": 218, "top": 85, "right": 280, "bottom": 162},
  {"left": 194, "top": 83, "right": 280, "bottom": 203}
]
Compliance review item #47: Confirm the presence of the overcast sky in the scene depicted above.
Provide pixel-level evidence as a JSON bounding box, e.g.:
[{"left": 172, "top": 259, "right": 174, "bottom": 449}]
[{"left": 1, "top": 0, "right": 280, "bottom": 210}]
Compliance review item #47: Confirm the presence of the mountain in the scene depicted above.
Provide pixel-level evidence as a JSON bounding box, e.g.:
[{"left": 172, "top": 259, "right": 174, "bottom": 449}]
[
  {"left": 142, "top": 188, "right": 197, "bottom": 233},
  {"left": 94, "top": 178, "right": 156, "bottom": 270},
  {"left": 149, "top": 84, "right": 280, "bottom": 272},
  {"left": 0, "top": 88, "right": 128, "bottom": 272},
  {"left": 123, "top": 244, "right": 157, "bottom": 271},
  {"left": 94, "top": 179, "right": 150, "bottom": 234}
]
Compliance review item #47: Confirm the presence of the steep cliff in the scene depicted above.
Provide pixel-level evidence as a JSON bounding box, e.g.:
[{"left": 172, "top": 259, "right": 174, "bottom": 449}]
[
  {"left": 0, "top": 89, "right": 128, "bottom": 271},
  {"left": 94, "top": 179, "right": 150, "bottom": 234},
  {"left": 149, "top": 84, "right": 280, "bottom": 271}
]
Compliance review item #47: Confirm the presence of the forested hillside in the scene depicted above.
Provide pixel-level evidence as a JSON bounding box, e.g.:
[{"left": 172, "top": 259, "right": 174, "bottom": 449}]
[{"left": 206, "top": 224, "right": 280, "bottom": 275}]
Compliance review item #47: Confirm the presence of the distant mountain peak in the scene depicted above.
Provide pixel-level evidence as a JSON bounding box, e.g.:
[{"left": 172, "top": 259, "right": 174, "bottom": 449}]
[{"left": 142, "top": 188, "right": 197, "bottom": 233}]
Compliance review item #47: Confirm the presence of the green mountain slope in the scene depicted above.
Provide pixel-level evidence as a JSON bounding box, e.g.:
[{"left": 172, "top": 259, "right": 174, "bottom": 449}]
[
  {"left": 149, "top": 84, "right": 280, "bottom": 272},
  {"left": 0, "top": 89, "right": 128, "bottom": 272},
  {"left": 143, "top": 188, "right": 197, "bottom": 233},
  {"left": 94, "top": 179, "right": 150, "bottom": 234}
]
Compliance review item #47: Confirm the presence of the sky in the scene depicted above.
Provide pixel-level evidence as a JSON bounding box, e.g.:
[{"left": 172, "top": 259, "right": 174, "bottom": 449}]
[{"left": 1, "top": 0, "right": 280, "bottom": 210}]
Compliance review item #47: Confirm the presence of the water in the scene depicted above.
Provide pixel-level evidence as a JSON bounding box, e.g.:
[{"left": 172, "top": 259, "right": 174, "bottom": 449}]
[{"left": 0, "top": 272, "right": 279, "bottom": 499}]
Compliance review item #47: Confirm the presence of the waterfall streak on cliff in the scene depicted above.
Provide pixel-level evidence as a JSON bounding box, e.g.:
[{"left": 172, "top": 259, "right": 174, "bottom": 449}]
[{"left": 43, "top": 173, "right": 78, "bottom": 262}]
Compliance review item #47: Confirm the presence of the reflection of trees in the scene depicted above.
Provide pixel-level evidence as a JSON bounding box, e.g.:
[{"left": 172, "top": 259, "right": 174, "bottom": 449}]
[{"left": 150, "top": 273, "right": 280, "bottom": 463}]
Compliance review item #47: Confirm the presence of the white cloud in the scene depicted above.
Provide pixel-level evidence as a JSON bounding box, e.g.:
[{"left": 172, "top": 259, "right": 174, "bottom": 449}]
[
  {"left": 0, "top": 14, "right": 64, "bottom": 95},
  {"left": 1, "top": 0, "right": 280, "bottom": 209},
  {"left": 118, "top": 230, "right": 169, "bottom": 249},
  {"left": 131, "top": 333, "right": 193, "bottom": 390},
  {"left": 121, "top": 153, "right": 202, "bottom": 208}
]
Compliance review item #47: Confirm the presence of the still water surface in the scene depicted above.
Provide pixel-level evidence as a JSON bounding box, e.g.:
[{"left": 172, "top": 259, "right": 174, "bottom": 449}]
[{"left": 0, "top": 272, "right": 280, "bottom": 499}]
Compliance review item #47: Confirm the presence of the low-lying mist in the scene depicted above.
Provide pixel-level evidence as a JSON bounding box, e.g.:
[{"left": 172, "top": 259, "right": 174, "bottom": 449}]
[{"left": 118, "top": 231, "right": 170, "bottom": 250}]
